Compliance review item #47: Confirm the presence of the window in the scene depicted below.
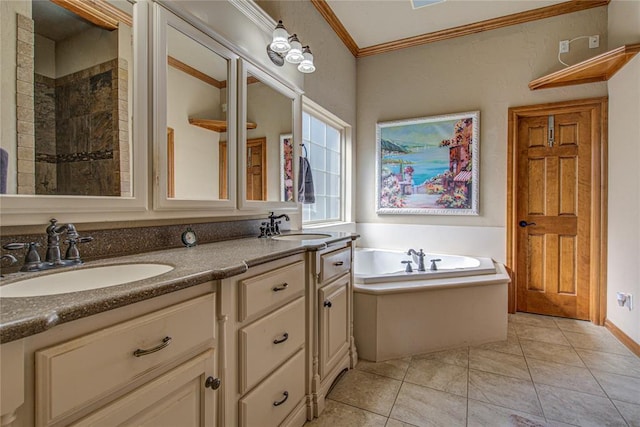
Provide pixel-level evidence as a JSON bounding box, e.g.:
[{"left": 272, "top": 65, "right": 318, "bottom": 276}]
[{"left": 302, "top": 105, "right": 348, "bottom": 225}]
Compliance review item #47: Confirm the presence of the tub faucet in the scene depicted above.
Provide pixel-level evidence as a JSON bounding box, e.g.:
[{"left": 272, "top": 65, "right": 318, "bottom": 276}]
[{"left": 407, "top": 249, "right": 426, "bottom": 272}]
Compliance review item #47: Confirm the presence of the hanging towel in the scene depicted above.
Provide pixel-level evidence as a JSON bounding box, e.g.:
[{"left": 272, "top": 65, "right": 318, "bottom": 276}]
[
  {"left": 0, "top": 148, "right": 8, "bottom": 194},
  {"left": 298, "top": 156, "right": 315, "bottom": 204}
]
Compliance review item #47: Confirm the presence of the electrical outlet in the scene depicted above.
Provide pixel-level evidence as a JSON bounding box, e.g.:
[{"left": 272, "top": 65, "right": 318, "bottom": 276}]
[
  {"left": 589, "top": 35, "right": 600, "bottom": 48},
  {"left": 559, "top": 40, "right": 569, "bottom": 54}
]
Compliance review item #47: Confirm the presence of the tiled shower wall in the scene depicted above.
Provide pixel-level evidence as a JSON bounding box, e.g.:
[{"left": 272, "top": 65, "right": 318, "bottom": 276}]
[{"left": 34, "top": 59, "right": 124, "bottom": 196}]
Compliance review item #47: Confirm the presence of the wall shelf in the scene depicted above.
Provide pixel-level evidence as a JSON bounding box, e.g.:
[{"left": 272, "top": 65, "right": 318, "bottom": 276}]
[
  {"left": 529, "top": 43, "right": 640, "bottom": 90},
  {"left": 188, "top": 118, "right": 257, "bottom": 132}
]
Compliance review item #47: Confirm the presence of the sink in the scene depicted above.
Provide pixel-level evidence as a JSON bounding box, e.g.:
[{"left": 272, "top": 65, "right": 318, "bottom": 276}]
[
  {"left": 0, "top": 264, "right": 174, "bottom": 298},
  {"left": 272, "top": 233, "right": 332, "bottom": 241}
]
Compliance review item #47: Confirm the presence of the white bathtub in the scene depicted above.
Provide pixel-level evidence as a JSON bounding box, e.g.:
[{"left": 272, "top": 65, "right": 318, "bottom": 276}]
[{"left": 353, "top": 248, "right": 510, "bottom": 362}]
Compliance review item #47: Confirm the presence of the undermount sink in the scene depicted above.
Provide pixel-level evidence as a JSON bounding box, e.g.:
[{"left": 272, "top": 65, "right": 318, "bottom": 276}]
[
  {"left": 272, "top": 233, "right": 332, "bottom": 241},
  {"left": 0, "top": 264, "right": 174, "bottom": 298}
]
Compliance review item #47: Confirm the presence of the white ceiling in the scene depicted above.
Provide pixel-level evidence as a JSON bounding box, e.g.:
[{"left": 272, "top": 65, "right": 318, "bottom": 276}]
[{"left": 325, "top": 0, "right": 566, "bottom": 48}]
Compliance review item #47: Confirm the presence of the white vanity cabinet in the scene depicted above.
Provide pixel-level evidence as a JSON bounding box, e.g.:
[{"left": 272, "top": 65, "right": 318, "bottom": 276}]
[
  {"left": 310, "top": 242, "right": 357, "bottom": 417},
  {"left": 219, "top": 254, "right": 309, "bottom": 427}
]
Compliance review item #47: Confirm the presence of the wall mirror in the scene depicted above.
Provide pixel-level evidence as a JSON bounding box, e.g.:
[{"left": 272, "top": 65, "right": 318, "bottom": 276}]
[
  {"left": 153, "top": 4, "right": 237, "bottom": 210},
  {"left": 0, "top": 0, "right": 147, "bottom": 223},
  {"left": 238, "top": 60, "right": 300, "bottom": 210}
]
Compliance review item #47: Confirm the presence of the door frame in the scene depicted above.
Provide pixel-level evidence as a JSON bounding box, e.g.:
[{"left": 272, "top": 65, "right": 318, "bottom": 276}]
[{"left": 506, "top": 97, "right": 608, "bottom": 325}]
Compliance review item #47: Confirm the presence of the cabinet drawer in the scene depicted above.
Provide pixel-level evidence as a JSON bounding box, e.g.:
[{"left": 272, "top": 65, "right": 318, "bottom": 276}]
[
  {"left": 239, "top": 349, "right": 305, "bottom": 427},
  {"left": 36, "top": 294, "right": 215, "bottom": 426},
  {"left": 238, "top": 260, "right": 305, "bottom": 322},
  {"left": 239, "top": 297, "right": 305, "bottom": 393},
  {"left": 320, "top": 247, "right": 351, "bottom": 283}
]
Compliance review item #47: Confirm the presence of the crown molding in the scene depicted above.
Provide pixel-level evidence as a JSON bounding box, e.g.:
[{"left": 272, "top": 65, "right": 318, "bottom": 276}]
[
  {"left": 310, "top": 0, "right": 610, "bottom": 58},
  {"left": 228, "top": 0, "right": 275, "bottom": 35}
]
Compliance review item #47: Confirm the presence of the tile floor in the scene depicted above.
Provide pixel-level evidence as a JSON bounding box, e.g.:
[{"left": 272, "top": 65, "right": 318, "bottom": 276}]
[{"left": 306, "top": 313, "right": 640, "bottom": 427}]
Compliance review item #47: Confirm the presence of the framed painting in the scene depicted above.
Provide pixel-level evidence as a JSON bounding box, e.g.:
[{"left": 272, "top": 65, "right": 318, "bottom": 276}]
[
  {"left": 279, "top": 134, "right": 294, "bottom": 202},
  {"left": 376, "top": 111, "right": 479, "bottom": 215}
]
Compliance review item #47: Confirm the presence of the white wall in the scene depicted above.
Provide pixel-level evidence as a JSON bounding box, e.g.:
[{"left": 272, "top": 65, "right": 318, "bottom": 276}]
[
  {"left": 355, "top": 8, "right": 608, "bottom": 262},
  {"left": 34, "top": 34, "right": 55, "bottom": 78},
  {"left": 606, "top": 0, "right": 640, "bottom": 343},
  {"left": 56, "top": 27, "right": 119, "bottom": 78}
]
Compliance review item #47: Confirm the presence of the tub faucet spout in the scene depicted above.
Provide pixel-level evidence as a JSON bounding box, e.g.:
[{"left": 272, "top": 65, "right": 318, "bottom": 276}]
[{"left": 407, "top": 249, "right": 426, "bottom": 272}]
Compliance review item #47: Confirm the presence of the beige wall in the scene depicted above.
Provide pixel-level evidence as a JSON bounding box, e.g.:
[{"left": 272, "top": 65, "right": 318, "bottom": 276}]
[
  {"left": 355, "top": 8, "right": 608, "bottom": 260},
  {"left": 606, "top": 0, "right": 640, "bottom": 343}
]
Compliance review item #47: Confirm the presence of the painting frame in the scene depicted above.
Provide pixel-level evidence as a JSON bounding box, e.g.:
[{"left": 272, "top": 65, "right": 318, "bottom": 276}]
[
  {"left": 376, "top": 111, "right": 480, "bottom": 215},
  {"left": 279, "top": 134, "right": 294, "bottom": 202}
]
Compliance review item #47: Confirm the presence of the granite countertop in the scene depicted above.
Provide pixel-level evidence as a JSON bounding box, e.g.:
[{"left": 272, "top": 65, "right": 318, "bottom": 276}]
[{"left": 0, "top": 232, "right": 356, "bottom": 344}]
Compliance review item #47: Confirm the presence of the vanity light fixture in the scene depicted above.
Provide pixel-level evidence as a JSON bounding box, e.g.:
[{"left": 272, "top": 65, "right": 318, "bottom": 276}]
[{"left": 266, "top": 21, "right": 315, "bottom": 73}]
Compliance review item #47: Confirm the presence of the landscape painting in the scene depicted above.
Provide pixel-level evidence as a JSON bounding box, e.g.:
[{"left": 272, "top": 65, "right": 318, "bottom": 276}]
[{"left": 376, "top": 111, "right": 479, "bottom": 215}]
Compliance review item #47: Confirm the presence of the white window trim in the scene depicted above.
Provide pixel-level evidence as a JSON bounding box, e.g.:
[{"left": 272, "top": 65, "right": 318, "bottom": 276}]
[{"left": 301, "top": 96, "right": 353, "bottom": 226}]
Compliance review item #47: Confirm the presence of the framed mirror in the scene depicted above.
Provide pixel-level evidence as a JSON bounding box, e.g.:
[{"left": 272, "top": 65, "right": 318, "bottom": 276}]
[
  {"left": 238, "top": 60, "right": 300, "bottom": 211},
  {"left": 0, "top": 0, "right": 147, "bottom": 223},
  {"left": 152, "top": 4, "right": 237, "bottom": 210}
]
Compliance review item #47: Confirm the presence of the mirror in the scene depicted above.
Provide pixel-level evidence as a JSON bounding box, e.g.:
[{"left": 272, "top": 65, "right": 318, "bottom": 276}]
[
  {"left": 1, "top": 0, "right": 134, "bottom": 197},
  {"left": 239, "top": 61, "right": 299, "bottom": 210},
  {"left": 153, "top": 5, "right": 237, "bottom": 210}
]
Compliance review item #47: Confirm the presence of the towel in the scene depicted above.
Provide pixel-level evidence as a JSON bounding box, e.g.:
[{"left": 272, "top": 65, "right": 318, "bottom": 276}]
[
  {"left": 0, "top": 148, "right": 8, "bottom": 194},
  {"left": 298, "top": 156, "right": 315, "bottom": 204}
]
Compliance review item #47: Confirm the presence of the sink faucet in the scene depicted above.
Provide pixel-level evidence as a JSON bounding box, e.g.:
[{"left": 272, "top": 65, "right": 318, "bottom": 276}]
[
  {"left": 260, "top": 212, "right": 290, "bottom": 237},
  {"left": 2, "top": 218, "right": 93, "bottom": 272},
  {"left": 407, "top": 248, "right": 426, "bottom": 272}
]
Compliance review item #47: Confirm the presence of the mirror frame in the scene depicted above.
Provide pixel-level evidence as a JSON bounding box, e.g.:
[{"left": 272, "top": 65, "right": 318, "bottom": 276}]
[
  {"left": 237, "top": 59, "right": 301, "bottom": 211},
  {"left": 0, "top": 0, "right": 148, "bottom": 225},
  {"left": 152, "top": 3, "right": 238, "bottom": 211}
]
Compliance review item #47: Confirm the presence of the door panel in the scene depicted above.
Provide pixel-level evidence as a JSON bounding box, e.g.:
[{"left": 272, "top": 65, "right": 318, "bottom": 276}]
[
  {"left": 516, "top": 110, "right": 592, "bottom": 319},
  {"left": 246, "top": 137, "right": 266, "bottom": 201}
]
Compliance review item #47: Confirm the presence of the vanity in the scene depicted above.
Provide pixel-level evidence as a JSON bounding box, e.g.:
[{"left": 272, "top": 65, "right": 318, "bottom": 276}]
[{"left": 0, "top": 233, "right": 357, "bottom": 426}]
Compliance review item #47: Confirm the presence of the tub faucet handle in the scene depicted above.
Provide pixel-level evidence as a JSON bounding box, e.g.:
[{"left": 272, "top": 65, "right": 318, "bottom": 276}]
[
  {"left": 430, "top": 258, "right": 442, "bottom": 271},
  {"left": 401, "top": 260, "right": 413, "bottom": 273}
]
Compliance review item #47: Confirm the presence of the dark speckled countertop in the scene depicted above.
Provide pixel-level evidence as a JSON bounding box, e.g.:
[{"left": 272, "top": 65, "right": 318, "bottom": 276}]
[{"left": 0, "top": 232, "right": 356, "bottom": 344}]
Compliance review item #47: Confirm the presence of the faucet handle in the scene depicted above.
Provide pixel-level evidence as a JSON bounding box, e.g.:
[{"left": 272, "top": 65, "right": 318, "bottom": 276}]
[
  {"left": 401, "top": 260, "right": 413, "bottom": 273},
  {"left": 3, "top": 242, "right": 42, "bottom": 271}
]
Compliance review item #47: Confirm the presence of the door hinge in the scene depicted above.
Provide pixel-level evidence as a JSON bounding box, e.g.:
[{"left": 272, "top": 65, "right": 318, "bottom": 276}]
[{"left": 548, "top": 115, "right": 555, "bottom": 147}]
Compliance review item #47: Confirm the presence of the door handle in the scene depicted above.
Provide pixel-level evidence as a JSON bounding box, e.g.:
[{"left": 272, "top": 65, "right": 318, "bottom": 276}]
[{"left": 519, "top": 220, "right": 537, "bottom": 228}]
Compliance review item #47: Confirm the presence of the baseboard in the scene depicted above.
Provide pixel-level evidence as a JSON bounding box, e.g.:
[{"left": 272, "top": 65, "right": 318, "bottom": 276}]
[{"left": 605, "top": 319, "right": 640, "bottom": 357}]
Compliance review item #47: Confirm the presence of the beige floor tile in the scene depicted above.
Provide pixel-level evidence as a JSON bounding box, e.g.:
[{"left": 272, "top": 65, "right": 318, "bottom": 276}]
[
  {"left": 520, "top": 339, "right": 586, "bottom": 367},
  {"left": 576, "top": 348, "right": 640, "bottom": 378},
  {"left": 469, "top": 348, "right": 530, "bottom": 380},
  {"left": 562, "top": 330, "right": 634, "bottom": 356},
  {"left": 591, "top": 369, "right": 640, "bottom": 405},
  {"left": 328, "top": 370, "right": 401, "bottom": 417},
  {"left": 404, "top": 358, "right": 468, "bottom": 397},
  {"left": 305, "top": 399, "right": 388, "bottom": 427},
  {"left": 357, "top": 358, "right": 411, "bottom": 381},
  {"left": 510, "top": 312, "right": 559, "bottom": 329},
  {"left": 613, "top": 400, "right": 640, "bottom": 427},
  {"left": 513, "top": 323, "right": 570, "bottom": 346},
  {"left": 473, "top": 336, "right": 523, "bottom": 356},
  {"left": 385, "top": 418, "right": 417, "bottom": 427},
  {"left": 553, "top": 317, "right": 608, "bottom": 336},
  {"left": 536, "top": 383, "right": 627, "bottom": 427},
  {"left": 527, "top": 358, "right": 605, "bottom": 396},
  {"left": 468, "top": 369, "right": 543, "bottom": 417},
  {"left": 389, "top": 382, "right": 466, "bottom": 427},
  {"left": 414, "top": 347, "right": 468, "bottom": 367},
  {"left": 467, "top": 399, "right": 547, "bottom": 427}
]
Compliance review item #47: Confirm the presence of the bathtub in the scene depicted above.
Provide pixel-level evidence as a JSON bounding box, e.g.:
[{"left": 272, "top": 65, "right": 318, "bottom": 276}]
[{"left": 353, "top": 248, "right": 510, "bottom": 362}]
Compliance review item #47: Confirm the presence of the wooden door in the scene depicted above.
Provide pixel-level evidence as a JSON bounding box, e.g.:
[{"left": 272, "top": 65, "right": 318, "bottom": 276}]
[
  {"left": 219, "top": 141, "right": 227, "bottom": 199},
  {"left": 246, "top": 137, "right": 266, "bottom": 201},
  {"left": 509, "top": 98, "right": 607, "bottom": 322},
  {"left": 318, "top": 276, "right": 350, "bottom": 379}
]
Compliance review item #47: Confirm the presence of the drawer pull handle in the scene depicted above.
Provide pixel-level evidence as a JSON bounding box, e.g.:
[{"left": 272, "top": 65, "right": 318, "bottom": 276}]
[
  {"left": 333, "top": 261, "right": 344, "bottom": 266},
  {"left": 273, "top": 391, "right": 289, "bottom": 407},
  {"left": 272, "top": 283, "right": 289, "bottom": 292},
  {"left": 133, "top": 336, "right": 172, "bottom": 357},
  {"left": 324, "top": 300, "right": 332, "bottom": 308},
  {"left": 273, "top": 332, "right": 289, "bottom": 344},
  {"left": 205, "top": 376, "right": 221, "bottom": 390}
]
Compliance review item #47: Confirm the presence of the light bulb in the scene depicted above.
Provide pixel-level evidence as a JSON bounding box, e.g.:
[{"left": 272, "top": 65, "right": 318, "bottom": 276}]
[{"left": 297, "top": 46, "right": 315, "bottom": 73}]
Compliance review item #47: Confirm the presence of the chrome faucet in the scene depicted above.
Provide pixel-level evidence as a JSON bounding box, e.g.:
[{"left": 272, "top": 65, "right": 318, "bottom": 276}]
[
  {"left": 407, "top": 248, "right": 426, "bottom": 272},
  {"left": 0, "top": 254, "right": 17, "bottom": 277},
  {"left": 259, "top": 212, "right": 290, "bottom": 237},
  {"left": 2, "top": 218, "right": 93, "bottom": 272}
]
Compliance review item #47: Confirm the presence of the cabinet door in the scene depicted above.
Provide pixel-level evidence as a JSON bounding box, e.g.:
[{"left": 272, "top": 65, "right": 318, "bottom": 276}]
[
  {"left": 318, "top": 276, "right": 350, "bottom": 379},
  {"left": 72, "top": 349, "right": 218, "bottom": 427}
]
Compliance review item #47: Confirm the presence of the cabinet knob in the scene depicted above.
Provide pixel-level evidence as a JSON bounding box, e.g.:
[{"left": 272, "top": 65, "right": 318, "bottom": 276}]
[
  {"left": 333, "top": 261, "right": 344, "bottom": 266},
  {"left": 133, "top": 336, "right": 172, "bottom": 357},
  {"left": 273, "top": 391, "right": 289, "bottom": 407},
  {"left": 273, "top": 332, "right": 289, "bottom": 344},
  {"left": 272, "top": 283, "right": 289, "bottom": 292},
  {"left": 323, "top": 300, "right": 332, "bottom": 308},
  {"left": 205, "top": 376, "right": 221, "bottom": 390}
]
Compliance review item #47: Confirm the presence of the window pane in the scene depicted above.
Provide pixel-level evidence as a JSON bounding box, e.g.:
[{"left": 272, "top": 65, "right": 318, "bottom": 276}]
[
  {"left": 309, "top": 143, "right": 325, "bottom": 170},
  {"left": 328, "top": 197, "right": 340, "bottom": 220},
  {"left": 327, "top": 150, "right": 340, "bottom": 174},
  {"left": 328, "top": 174, "right": 340, "bottom": 196},
  {"left": 310, "top": 197, "right": 326, "bottom": 221},
  {"left": 303, "top": 112, "right": 311, "bottom": 140},
  {"left": 313, "top": 170, "right": 326, "bottom": 195},
  {"left": 311, "top": 116, "right": 326, "bottom": 147},
  {"left": 326, "top": 126, "right": 340, "bottom": 151}
]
